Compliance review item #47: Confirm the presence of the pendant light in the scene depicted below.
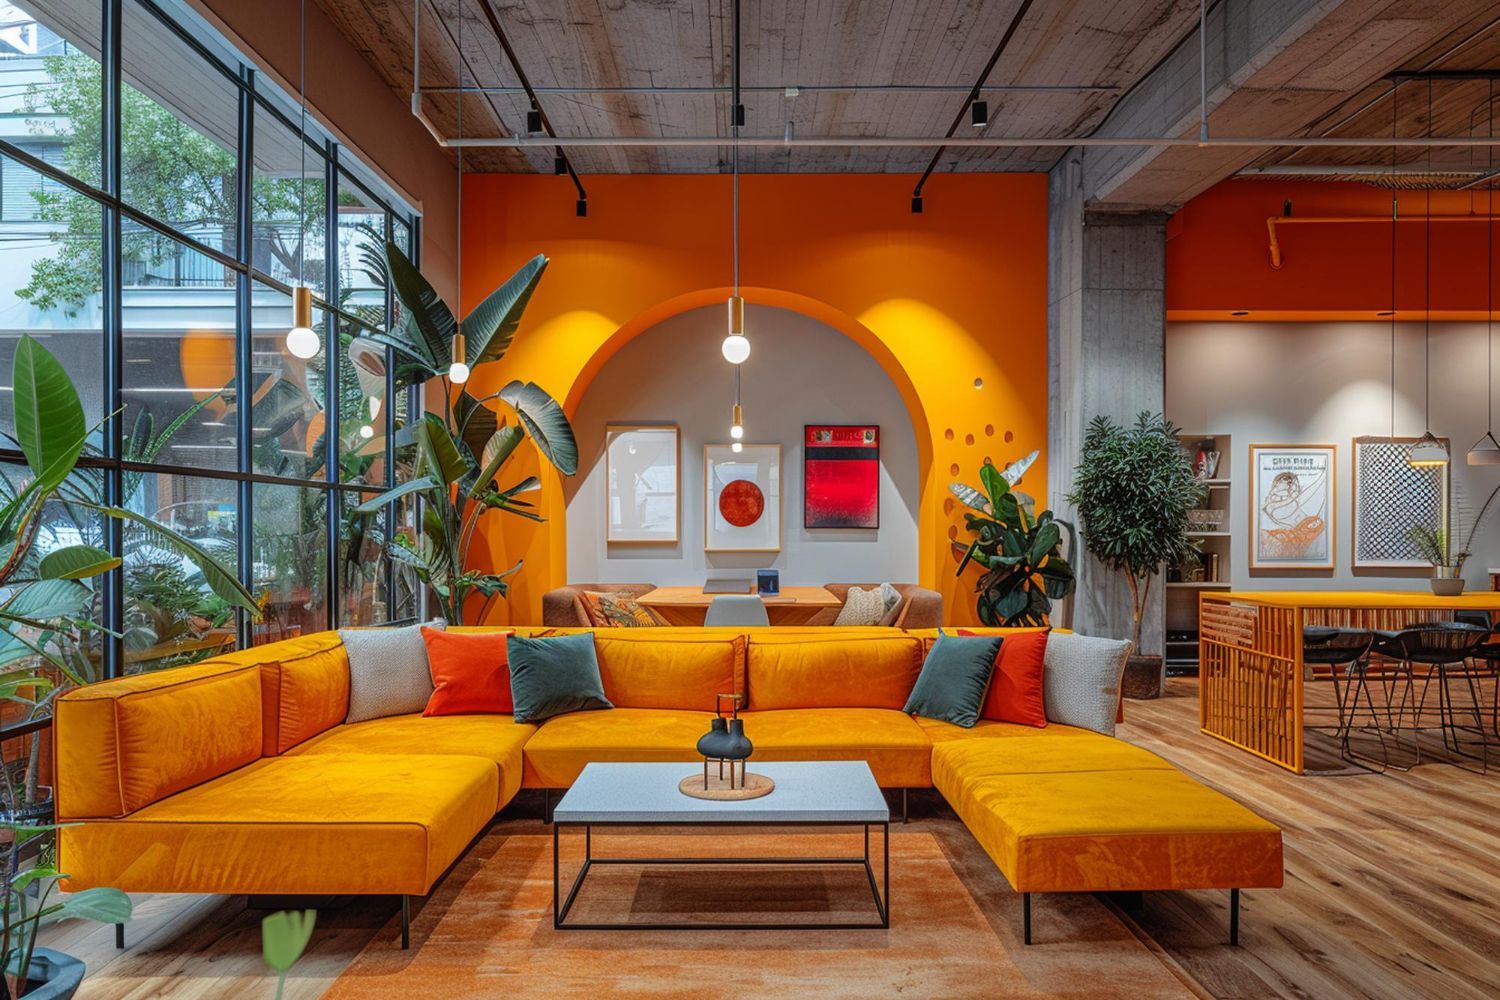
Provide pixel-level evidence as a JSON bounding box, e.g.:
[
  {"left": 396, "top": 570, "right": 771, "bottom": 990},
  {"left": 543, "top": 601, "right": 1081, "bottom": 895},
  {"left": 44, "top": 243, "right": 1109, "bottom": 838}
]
[
  {"left": 721, "top": 0, "right": 749, "bottom": 367},
  {"left": 1410, "top": 80, "right": 1449, "bottom": 468},
  {"left": 447, "top": 2, "right": 469, "bottom": 385},
  {"left": 1469, "top": 79, "right": 1500, "bottom": 465},
  {"left": 284, "top": 0, "right": 319, "bottom": 360}
]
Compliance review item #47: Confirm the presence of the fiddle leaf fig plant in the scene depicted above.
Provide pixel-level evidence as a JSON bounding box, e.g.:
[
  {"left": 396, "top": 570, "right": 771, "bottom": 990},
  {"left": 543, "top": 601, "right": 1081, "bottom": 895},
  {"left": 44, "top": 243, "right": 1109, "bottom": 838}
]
[
  {"left": 1067, "top": 412, "right": 1206, "bottom": 651},
  {"left": 951, "top": 450, "right": 1077, "bottom": 626},
  {"left": 347, "top": 244, "right": 576, "bottom": 624}
]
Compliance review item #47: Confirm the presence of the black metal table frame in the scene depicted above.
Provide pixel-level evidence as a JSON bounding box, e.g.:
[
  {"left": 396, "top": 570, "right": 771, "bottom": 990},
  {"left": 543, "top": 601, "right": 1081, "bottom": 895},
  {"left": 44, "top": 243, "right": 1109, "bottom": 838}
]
[{"left": 552, "top": 819, "right": 890, "bottom": 930}]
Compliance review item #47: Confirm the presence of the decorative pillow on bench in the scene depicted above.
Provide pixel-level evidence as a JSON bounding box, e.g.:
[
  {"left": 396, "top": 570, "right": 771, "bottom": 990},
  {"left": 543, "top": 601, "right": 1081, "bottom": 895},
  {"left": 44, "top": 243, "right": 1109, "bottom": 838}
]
[
  {"left": 583, "top": 591, "right": 663, "bottom": 627},
  {"left": 959, "top": 628, "right": 1049, "bottom": 728},
  {"left": 508, "top": 631, "right": 614, "bottom": 723},
  {"left": 1042, "top": 632, "right": 1131, "bottom": 736},
  {"left": 422, "top": 628, "right": 515, "bottom": 716},
  {"left": 904, "top": 630, "right": 1003, "bottom": 728}
]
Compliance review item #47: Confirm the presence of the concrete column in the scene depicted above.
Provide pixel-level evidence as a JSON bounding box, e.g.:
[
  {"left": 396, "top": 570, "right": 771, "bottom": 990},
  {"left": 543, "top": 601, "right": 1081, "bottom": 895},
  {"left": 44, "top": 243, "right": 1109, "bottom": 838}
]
[{"left": 1047, "top": 153, "right": 1166, "bottom": 654}]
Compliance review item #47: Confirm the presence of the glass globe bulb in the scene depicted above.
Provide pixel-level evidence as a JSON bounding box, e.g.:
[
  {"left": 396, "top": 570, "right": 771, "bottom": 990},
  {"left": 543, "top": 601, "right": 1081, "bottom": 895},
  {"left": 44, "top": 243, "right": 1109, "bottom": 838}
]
[
  {"left": 285, "top": 325, "right": 319, "bottom": 360},
  {"left": 358, "top": 424, "right": 374, "bottom": 440},
  {"left": 731, "top": 441, "right": 743, "bottom": 453},
  {"left": 448, "top": 361, "right": 471, "bottom": 385},
  {"left": 721, "top": 334, "right": 750, "bottom": 364},
  {"left": 730, "top": 423, "right": 744, "bottom": 440}
]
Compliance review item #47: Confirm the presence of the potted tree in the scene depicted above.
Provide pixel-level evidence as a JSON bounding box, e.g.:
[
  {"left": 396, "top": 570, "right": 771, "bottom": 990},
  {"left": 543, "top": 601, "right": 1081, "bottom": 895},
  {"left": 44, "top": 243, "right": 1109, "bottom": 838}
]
[{"left": 1067, "top": 413, "right": 1205, "bottom": 699}]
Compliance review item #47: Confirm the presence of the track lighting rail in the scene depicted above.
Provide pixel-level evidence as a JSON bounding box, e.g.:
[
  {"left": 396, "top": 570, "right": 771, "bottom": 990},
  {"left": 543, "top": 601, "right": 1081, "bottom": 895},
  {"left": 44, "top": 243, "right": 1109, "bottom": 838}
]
[{"left": 431, "top": 134, "right": 1500, "bottom": 149}]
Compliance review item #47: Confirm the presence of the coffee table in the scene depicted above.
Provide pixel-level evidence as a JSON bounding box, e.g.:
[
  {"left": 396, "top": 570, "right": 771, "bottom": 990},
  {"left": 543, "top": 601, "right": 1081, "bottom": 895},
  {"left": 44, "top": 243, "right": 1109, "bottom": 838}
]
[{"left": 552, "top": 761, "right": 890, "bottom": 930}]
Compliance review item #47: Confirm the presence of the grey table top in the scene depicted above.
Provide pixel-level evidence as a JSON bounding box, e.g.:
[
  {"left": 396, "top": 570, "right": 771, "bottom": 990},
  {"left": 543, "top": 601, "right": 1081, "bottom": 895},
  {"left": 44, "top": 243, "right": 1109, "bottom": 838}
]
[{"left": 553, "top": 761, "right": 889, "bottom": 824}]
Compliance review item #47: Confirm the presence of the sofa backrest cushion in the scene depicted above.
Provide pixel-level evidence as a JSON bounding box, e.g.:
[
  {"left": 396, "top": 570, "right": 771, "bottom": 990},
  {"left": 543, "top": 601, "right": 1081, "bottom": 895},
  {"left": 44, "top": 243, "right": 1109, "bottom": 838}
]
[
  {"left": 594, "top": 632, "right": 746, "bottom": 710},
  {"left": 56, "top": 659, "right": 263, "bottom": 819},
  {"left": 340, "top": 620, "right": 442, "bottom": 723},
  {"left": 745, "top": 633, "right": 923, "bottom": 710},
  {"left": 251, "top": 635, "right": 351, "bottom": 753}
]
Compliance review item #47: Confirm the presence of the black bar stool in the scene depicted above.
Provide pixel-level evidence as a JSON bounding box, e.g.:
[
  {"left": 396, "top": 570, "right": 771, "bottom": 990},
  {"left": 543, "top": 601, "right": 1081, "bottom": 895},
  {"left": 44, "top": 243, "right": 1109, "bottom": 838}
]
[
  {"left": 1401, "top": 622, "right": 1492, "bottom": 772},
  {"left": 1302, "top": 628, "right": 1384, "bottom": 769}
]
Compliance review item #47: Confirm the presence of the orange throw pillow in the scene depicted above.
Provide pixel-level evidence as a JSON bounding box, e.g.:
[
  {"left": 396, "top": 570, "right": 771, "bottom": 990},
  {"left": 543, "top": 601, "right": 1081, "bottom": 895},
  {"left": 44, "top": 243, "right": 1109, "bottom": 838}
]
[
  {"left": 422, "top": 627, "right": 515, "bottom": 716},
  {"left": 959, "top": 628, "right": 1049, "bottom": 728}
]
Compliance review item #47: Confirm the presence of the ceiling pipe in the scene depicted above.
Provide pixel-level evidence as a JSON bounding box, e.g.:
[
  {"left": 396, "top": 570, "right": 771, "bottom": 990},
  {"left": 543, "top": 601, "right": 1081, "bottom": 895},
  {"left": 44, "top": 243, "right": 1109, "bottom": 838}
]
[
  {"left": 1267, "top": 213, "right": 1500, "bottom": 269},
  {"left": 436, "top": 133, "right": 1500, "bottom": 149},
  {"left": 413, "top": 83, "right": 1120, "bottom": 96},
  {"left": 911, "top": 0, "right": 1036, "bottom": 213},
  {"left": 473, "top": 0, "right": 588, "bottom": 214}
]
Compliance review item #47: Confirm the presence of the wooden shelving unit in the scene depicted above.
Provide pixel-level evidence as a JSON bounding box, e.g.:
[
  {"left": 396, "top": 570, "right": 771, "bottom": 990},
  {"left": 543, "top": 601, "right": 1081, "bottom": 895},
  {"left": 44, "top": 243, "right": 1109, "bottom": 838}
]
[{"left": 1166, "top": 433, "right": 1232, "bottom": 675}]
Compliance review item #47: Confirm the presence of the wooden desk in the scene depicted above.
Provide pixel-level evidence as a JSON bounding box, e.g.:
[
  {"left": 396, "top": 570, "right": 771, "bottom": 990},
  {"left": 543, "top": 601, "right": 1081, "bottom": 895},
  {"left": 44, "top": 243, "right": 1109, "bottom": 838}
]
[
  {"left": 636, "top": 586, "right": 841, "bottom": 626},
  {"left": 1198, "top": 590, "right": 1500, "bottom": 773}
]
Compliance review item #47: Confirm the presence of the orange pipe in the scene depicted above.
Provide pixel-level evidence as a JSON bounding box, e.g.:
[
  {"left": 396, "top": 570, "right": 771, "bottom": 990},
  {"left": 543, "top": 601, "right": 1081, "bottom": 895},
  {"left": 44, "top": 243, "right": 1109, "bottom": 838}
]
[{"left": 1267, "top": 213, "right": 1500, "bottom": 269}]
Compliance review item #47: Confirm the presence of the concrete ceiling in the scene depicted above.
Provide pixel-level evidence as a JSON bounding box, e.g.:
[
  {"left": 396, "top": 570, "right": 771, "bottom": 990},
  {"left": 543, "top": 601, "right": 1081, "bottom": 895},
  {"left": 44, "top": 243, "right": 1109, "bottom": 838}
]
[{"left": 316, "top": 0, "right": 1500, "bottom": 209}]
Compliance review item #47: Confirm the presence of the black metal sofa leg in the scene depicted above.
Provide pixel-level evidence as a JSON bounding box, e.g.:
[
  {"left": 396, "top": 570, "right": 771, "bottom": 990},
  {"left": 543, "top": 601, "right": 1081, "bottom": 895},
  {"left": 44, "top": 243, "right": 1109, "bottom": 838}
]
[
  {"left": 115, "top": 922, "right": 124, "bottom": 949},
  {"left": 1229, "top": 888, "right": 1240, "bottom": 946},
  {"left": 401, "top": 895, "right": 410, "bottom": 950},
  {"left": 1023, "top": 892, "right": 1031, "bottom": 945}
]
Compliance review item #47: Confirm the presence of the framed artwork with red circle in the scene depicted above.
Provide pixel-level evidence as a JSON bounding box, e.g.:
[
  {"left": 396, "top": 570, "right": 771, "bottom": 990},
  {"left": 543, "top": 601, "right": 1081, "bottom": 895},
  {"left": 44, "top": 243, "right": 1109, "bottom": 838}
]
[{"left": 704, "top": 443, "right": 781, "bottom": 552}]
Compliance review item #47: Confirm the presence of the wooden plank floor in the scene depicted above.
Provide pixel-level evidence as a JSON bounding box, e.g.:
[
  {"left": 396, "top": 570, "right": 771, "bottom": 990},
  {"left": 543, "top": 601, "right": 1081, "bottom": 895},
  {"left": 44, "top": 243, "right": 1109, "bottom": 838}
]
[{"left": 42, "top": 677, "right": 1500, "bottom": 999}]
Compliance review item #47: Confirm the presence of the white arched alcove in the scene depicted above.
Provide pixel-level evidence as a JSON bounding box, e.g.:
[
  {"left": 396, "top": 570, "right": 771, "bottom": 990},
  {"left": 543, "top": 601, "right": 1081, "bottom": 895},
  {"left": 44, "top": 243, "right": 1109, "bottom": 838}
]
[{"left": 565, "top": 303, "right": 920, "bottom": 584}]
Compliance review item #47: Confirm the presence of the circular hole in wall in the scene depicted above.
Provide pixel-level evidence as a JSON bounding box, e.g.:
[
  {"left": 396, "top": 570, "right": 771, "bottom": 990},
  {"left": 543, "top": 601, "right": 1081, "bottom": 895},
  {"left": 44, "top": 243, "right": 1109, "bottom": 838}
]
[
  {"left": 984, "top": 455, "right": 992, "bottom": 466},
  {"left": 949, "top": 463, "right": 961, "bottom": 476},
  {"left": 947, "top": 525, "right": 959, "bottom": 540},
  {"left": 945, "top": 428, "right": 955, "bottom": 441},
  {"left": 984, "top": 424, "right": 994, "bottom": 437},
  {"left": 943, "top": 498, "right": 955, "bottom": 515},
  {"left": 1004, "top": 430, "right": 1014, "bottom": 443},
  {"left": 973, "top": 378, "right": 984, "bottom": 390},
  {"left": 965, "top": 433, "right": 975, "bottom": 446}
]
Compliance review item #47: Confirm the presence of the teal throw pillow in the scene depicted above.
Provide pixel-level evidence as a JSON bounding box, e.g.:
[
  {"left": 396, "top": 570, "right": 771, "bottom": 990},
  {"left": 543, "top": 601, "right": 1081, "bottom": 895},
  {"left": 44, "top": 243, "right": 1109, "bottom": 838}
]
[
  {"left": 508, "top": 632, "right": 613, "bottom": 723},
  {"left": 904, "top": 630, "right": 1003, "bottom": 728}
]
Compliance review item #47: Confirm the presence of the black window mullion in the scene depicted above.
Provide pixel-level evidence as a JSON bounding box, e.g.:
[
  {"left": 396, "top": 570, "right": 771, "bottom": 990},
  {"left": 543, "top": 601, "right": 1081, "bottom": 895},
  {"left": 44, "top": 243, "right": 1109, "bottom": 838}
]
[
  {"left": 324, "top": 142, "right": 340, "bottom": 631},
  {"left": 101, "top": 0, "right": 124, "bottom": 679},
  {"left": 236, "top": 66, "right": 256, "bottom": 648},
  {"left": 382, "top": 208, "right": 396, "bottom": 622}
]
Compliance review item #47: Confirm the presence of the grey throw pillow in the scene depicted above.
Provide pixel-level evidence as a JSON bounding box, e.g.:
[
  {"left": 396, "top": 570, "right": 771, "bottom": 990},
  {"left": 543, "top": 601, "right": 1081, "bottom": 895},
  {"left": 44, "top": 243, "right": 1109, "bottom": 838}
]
[
  {"left": 876, "top": 582, "right": 905, "bottom": 626},
  {"left": 341, "top": 619, "right": 445, "bottom": 724},
  {"left": 904, "top": 630, "right": 1003, "bottom": 728},
  {"left": 509, "top": 632, "right": 613, "bottom": 723},
  {"left": 1042, "top": 632, "right": 1132, "bottom": 736},
  {"left": 834, "top": 585, "right": 888, "bottom": 626}
]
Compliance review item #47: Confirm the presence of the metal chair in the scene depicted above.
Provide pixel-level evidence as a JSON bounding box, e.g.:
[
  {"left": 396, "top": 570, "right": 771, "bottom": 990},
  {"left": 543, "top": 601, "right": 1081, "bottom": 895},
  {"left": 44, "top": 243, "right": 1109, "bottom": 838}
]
[
  {"left": 1302, "top": 628, "right": 1388, "bottom": 769},
  {"left": 1401, "top": 622, "right": 1492, "bottom": 772},
  {"left": 703, "top": 595, "right": 770, "bottom": 627}
]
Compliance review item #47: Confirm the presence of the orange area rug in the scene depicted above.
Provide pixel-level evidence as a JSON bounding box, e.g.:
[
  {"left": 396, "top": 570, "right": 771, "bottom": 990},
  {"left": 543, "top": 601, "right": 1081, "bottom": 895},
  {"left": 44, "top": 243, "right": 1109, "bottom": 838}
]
[{"left": 324, "top": 821, "right": 1200, "bottom": 999}]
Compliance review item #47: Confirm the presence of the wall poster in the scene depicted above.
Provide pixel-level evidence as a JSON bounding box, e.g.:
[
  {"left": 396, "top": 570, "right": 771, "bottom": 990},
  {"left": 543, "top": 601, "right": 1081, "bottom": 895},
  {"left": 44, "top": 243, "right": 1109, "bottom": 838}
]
[
  {"left": 1249, "top": 444, "right": 1335, "bottom": 571},
  {"left": 804, "top": 425, "right": 880, "bottom": 529}
]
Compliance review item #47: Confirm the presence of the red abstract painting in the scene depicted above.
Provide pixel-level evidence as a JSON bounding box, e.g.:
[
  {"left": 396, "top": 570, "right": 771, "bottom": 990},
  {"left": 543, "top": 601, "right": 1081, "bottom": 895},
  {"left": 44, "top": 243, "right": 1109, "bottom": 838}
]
[
  {"left": 804, "top": 425, "right": 879, "bottom": 529},
  {"left": 718, "top": 479, "right": 766, "bottom": 527}
]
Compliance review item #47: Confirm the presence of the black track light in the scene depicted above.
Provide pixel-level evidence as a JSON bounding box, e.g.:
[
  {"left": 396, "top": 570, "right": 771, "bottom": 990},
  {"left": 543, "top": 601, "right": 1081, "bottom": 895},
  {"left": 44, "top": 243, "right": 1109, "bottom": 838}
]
[
  {"left": 526, "top": 105, "right": 542, "bottom": 134},
  {"left": 911, "top": 196, "right": 923, "bottom": 214},
  {"left": 970, "top": 100, "right": 988, "bottom": 128},
  {"left": 554, "top": 154, "right": 567, "bottom": 176},
  {"left": 576, "top": 198, "right": 587, "bottom": 218},
  {"left": 730, "top": 104, "right": 746, "bottom": 128}
]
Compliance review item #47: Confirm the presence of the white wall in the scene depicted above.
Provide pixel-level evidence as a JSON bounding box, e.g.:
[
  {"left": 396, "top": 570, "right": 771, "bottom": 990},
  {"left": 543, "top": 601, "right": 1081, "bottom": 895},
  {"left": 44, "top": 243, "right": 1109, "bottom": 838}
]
[
  {"left": 565, "top": 304, "right": 920, "bottom": 586},
  {"left": 1167, "top": 321, "right": 1500, "bottom": 591}
]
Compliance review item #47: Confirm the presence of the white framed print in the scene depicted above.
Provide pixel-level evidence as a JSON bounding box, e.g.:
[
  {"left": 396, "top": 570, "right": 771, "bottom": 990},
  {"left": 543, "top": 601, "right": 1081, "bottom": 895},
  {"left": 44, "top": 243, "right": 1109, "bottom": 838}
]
[
  {"left": 1249, "top": 444, "right": 1335, "bottom": 571},
  {"left": 605, "top": 425, "right": 680, "bottom": 544},
  {"left": 1352, "top": 436, "right": 1449, "bottom": 569},
  {"left": 705, "top": 444, "right": 781, "bottom": 553}
]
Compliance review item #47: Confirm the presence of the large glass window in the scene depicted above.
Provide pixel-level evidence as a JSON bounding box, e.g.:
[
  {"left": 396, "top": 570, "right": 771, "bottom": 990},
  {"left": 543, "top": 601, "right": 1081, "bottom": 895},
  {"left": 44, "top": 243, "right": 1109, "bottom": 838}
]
[{"left": 0, "top": 0, "right": 421, "bottom": 705}]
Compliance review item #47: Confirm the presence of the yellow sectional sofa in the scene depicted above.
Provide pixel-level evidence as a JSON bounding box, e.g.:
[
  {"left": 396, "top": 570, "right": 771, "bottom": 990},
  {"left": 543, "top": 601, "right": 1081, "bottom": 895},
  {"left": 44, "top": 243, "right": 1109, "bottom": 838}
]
[{"left": 55, "top": 626, "right": 1281, "bottom": 948}]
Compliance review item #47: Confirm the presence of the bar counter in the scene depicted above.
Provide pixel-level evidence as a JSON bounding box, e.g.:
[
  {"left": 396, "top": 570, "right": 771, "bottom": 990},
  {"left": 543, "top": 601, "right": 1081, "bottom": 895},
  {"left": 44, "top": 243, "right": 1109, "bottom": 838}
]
[{"left": 1198, "top": 590, "right": 1500, "bottom": 773}]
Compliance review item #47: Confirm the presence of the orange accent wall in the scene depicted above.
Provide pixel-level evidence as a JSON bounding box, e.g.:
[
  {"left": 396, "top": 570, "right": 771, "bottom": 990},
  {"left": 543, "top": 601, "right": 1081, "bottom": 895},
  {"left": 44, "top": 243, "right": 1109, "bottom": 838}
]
[
  {"left": 459, "top": 173, "right": 1049, "bottom": 626},
  {"left": 1167, "top": 179, "right": 1500, "bottom": 321}
]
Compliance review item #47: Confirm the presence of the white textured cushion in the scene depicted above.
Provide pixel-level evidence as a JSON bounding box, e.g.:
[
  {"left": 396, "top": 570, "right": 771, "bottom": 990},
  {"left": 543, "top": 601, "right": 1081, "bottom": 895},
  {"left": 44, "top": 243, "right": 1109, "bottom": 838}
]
[
  {"left": 1042, "top": 632, "right": 1132, "bottom": 736},
  {"left": 834, "top": 586, "right": 888, "bottom": 626},
  {"left": 340, "top": 619, "right": 445, "bottom": 724}
]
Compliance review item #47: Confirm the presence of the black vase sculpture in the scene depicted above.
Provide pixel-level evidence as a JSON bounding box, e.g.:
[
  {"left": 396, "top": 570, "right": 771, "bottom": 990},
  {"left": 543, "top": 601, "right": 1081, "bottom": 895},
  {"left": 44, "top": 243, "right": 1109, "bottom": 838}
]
[
  {"left": 696, "top": 697, "right": 754, "bottom": 789},
  {"left": 696, "top": 716, "right": 731, "bottom": 759},
  {"left": 724, "top": 718, "right": 753, "bottom": 761}
]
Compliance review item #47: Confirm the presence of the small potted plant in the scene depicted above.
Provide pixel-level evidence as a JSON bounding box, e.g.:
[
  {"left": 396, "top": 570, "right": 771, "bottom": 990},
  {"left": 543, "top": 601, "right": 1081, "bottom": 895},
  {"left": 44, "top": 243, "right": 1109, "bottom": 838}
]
[
  {"left": 1409, "top": 482, "right": 1500, "bottom": 596},
  {"left": 1067, "top": 413, "right": 1206, "bottom": 698}
]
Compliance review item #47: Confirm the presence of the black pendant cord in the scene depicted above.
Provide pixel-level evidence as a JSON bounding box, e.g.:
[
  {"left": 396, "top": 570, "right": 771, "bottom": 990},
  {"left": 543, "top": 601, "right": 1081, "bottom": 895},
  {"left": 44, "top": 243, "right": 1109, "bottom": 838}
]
[
  {"left": 1489, "top": 78, "right": 1495, "bottom": 435},
  {"left": 456, "top": 0, "right": 464, "bottom": 345},
  {"left": 298, "top": 0, "right": 306, "bottom": 290},
  {"left": 1424, "top": 79, "right": 1433, "bottom": 433},
  {"left": 1390, "top": 79, "right": 1398, "bottom": 439},
  {"left": 732, "top": 0, "right": 742, "bottom": 416}
]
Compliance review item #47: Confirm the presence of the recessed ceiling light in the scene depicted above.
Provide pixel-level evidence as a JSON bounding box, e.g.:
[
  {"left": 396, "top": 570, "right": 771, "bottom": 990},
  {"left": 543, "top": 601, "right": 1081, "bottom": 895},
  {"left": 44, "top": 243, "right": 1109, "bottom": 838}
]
[{"left": 1231, "top": 311, "right": 1249, "bottom": 317}]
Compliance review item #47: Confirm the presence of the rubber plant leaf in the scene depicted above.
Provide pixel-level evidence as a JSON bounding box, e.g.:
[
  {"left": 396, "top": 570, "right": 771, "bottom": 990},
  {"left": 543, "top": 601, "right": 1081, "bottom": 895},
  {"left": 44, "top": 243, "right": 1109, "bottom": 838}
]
[
  {"left": 39, "top": 544, "right": 121, "bottom": 580},
  {"left": 978, "top": 462, "right": 1010, "bottom": 514},
  {"left": 461, "top": 254, "right": 548, "bottom": 367},
  {"left": 384, "top": 240, "right": 455, "bottom": 365},
  {"left": 499, "top": 380, "right": 578, "bottom": 475},
  {"left": 12, "top": 335, "right": 87, "bottom": 493}
]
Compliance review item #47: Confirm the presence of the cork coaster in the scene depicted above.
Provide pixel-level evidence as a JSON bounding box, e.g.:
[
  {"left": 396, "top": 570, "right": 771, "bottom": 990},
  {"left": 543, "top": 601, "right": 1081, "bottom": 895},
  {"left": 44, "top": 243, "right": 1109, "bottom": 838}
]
[{"left": 678, "top": 771, "right": 775, "bottom": 801}]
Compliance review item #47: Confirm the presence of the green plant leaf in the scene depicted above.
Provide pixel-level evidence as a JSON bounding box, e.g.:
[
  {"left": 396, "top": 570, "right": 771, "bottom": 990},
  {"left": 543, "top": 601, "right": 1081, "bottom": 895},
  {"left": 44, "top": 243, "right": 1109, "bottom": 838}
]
[
  {"left": 81, "top": 503, "right": 260, "bottom": 615},
  {"left": 499, "top": 380, "right": 578, "bottom": 475},
  {"left": 56, "top": 886, "right": 132, "bottom": 924},
  {"left": 262, "top": 908, "right": 318, "bottom": 974},
  {"left": 4, "top": 578, "right": 91, "bottom": 619},
  {"left": 354, "top": 476, "right": 440, "bottom": 514},
  {"left": 1029, "top": 522, "right": 1061, "bottom": 565},
  {"left": 461, "top": 254, "right": 548, "bottom": 367},
  {"left": 467, "top": 426, "right": 523, "bottom": 500},
  {"left": 415, "top": 414, "right": 471, "bottom": 486},
  {"left": 978, "top": 462, "right": 1009, "bottom": 513},
  {"left": 384, "top": 241, "right": 455, "bottom": 364},
  {"left": 949, "top": 482, "right": 991, "bottom": 514},
  {"left": 12, "top": 335, "right": 87, "bottom": 492},
  {"left": 1001, "top": 449, "right": 1039, "bottom": 486},
  {"left": 38, "top": 544, "right": 121, "bottom": 580}
]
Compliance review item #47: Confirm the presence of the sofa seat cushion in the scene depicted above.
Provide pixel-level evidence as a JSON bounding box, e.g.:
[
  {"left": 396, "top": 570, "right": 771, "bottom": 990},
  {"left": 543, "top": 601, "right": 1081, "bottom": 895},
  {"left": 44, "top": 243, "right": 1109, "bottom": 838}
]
[
  {"left": 934, "top": 740, "right": 1282, "bottom": 894},
  {"left": 59, "top": 753, "right": 498, "bottom": 897},
  {"left": 522, "top": 708, "right": 712, "bottom": 787},
  {"left": 289, "top": 714, "right": 536, "bottom": 811},
  {"left": 915, "top": 716, "right": 1094, "bottom": 744},
  {"left": 738, "top": 708, "right": 933, "bottom": 787},
  {"left": 930, "top": 729, "right": 1176, "bottom": 783}
]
